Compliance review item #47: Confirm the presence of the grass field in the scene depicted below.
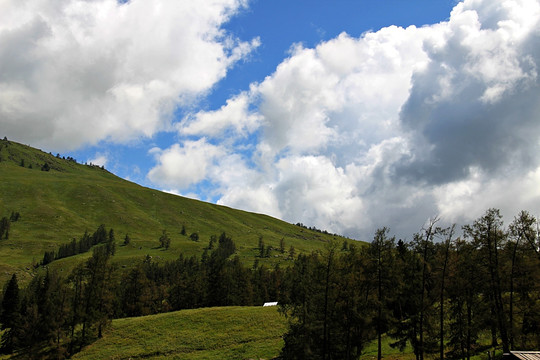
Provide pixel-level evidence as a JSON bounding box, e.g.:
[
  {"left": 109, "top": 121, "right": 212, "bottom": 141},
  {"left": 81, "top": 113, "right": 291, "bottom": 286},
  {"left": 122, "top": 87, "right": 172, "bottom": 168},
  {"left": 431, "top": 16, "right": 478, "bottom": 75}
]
[
  {"left": 70, "top": 306, "right": 502, "bottom": 360},
  {"left": 0, "top": 140, "right": 354, "bottom": 284},
  {"left": 72, "top": 306, "right": 287, "bottom": 360}
]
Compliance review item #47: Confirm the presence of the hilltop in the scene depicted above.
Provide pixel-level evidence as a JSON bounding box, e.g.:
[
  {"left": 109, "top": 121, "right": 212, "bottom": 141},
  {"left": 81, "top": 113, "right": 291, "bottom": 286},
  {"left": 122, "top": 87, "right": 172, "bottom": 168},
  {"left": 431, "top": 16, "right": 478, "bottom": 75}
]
[{"left": 0, "top": 138, "right": 353, "bottom": 283}]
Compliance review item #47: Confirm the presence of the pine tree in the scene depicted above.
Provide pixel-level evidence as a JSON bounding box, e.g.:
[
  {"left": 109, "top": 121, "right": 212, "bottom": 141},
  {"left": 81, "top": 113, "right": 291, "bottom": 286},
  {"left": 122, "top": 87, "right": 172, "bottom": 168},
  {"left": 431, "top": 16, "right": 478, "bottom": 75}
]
[
  {"left": 367, "top": 227, "right": 396, "bottom": 360},
  {"left": 208, "top": 235, "right": 217, "bottom": 250},
  {"left": 79, "top": 246, "right": 113, "bottom": 346},
  {"left": 463, "top": 209, "right": 510, "bottom": 353},
  {"left": 0, "top": 217, "right": 10, "bottom": 240},
  {"left": 0, "top": 274, "right": 21, "bottom": 353},
  {"left": 159, "top": 230, "right": 171, "bottom": 249},
  {"left": 259, "top": 236, "right": 265, "bottom": 258},
  {"left": 289, "top": 245, "right": 296, "bottom": 259},
  {"left": 106, "top": 228, "right": 116, "bottom": 255}
]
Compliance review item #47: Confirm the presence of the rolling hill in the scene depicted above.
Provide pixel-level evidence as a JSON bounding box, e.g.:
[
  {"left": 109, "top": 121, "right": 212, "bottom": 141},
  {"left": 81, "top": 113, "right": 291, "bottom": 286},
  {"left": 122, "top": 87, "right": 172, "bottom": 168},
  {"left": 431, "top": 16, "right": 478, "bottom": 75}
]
[
  {"left": 71, "top": 306, "right": 287, "bottom": 360},
  {"left": 0, "top": 138, "right": 353, "bottom": 283}
]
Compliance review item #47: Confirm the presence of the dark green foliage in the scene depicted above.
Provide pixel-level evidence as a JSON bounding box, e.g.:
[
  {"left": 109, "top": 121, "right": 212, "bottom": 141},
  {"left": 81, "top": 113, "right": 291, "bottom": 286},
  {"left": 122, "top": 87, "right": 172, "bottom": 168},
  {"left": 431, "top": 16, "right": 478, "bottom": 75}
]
[
  {"left": 106, "top": 229, "right": 116, "bottom": 256},
  {"left": 0, "top": 274, "right": 21, "bottom": 353},
  {"left": 118, "top": 265, "right": 154, "bottom": 317},
  {"left": 216, "top": 232, "right": 236, "bottom": 259},
  {"left": 180, "top": 224, "right": 186, "bottom": 236},
  {"left": 280, "top": 238, "right": 286, "bottom": 253},
  {"left": 79, "top": 246, "right": 114, "bottom": 343},
  {"left": 446, "top": 238, "right": 483, "bottom": 359},
  {"left": 280, "top": 210, "right": 540, "bottom": 360},
  {"left": 289, "top": 245, "right": 296, "bottom": 259},
  {"left": 41, "top": 225, "right": 116, "bottom": 265},
  {"left": 463, "top": 208, "right": 510, "bottom": 353},
  {"left": 42, "top": 250, "right": 55, "bottom": 266},
  {"left": 367, "top": 228, "right": 397, "bottom": 360},
  {"left": 168, "top": 255, "right": 206, "bottom": 311},
  {"left": 9, "top": 211, "right": 20, "bottom": 222},
  {"left": 258, "top": 236, "right": 265, "bottom": 258},
  {"left": 123, "top": 233, "right": 131, "bottom": 246},
  {"left": 0, "top": 217, "right": 9, "bottom": 240},
  {"left": 2, "top": 209, "right": 540, "bottom": 359},
  {"left": 205, "top": 233, "right": 239, "bottom": 306},
  {"left": 507, "top": 211, "right": 540, "bottom": 349},
  {"left": 41, "top": 162, "right": 50, "bottom": 171},
  {"left": 159, "top": 230, "right": 171, "bottom": 249},
  {"left": 189, "top": 232, "right": 199, "bottom": 242},
  {"left": 0, "top": 271, "right": 71, "bottom": 357},
  {"left": 281, "top": 246, "right": 375, "bottom": 360},
  {"left": 207, "top": 234, "right": 217, "bottom": 249}
]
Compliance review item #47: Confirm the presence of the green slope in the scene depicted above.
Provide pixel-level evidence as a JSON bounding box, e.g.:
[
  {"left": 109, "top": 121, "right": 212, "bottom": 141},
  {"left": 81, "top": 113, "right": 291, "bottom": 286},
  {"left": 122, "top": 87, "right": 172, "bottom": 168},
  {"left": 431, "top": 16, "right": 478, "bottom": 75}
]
[
  {"left": 0, "top": 139, "right": 350, "bottom": 283},
  {"left": 70, "top": 306, "right": 498, "bottom": 360},
  {"left": 71, "top": 306, "right": 287, "bottom": 360}
]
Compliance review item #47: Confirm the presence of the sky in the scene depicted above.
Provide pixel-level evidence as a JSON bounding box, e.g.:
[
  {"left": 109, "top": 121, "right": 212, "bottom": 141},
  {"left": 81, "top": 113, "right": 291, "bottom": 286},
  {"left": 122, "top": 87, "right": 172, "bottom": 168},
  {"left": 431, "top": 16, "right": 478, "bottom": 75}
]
[{"left": 1, "top": 0, "right": 540, "bottom": 241}]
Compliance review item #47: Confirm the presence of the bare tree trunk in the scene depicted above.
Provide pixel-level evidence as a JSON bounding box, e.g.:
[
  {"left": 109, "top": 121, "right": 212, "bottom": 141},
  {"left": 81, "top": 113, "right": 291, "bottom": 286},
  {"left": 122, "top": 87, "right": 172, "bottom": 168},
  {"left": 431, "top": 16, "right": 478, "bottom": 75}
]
[
  {"left": 440, "top": 225, "right": 454, "bottom": 360},
  {"left": 509, "top": 237, "right": 519, "bottom": 349},
  {"left": 378, "top": 237, "right": 383, "bottom": 360}
]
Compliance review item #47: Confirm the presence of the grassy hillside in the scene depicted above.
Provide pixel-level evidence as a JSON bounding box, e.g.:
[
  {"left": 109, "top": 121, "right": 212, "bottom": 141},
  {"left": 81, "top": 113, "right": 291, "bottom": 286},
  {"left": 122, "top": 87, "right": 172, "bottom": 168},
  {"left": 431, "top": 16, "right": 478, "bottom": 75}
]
[
  {"left": 0, "top": 139, "right": 352, "bottom": 283},
  {"left": 71, "top": 306, "right": 287, "bottom": 360},
  {"left": 70, "top": 305, "right": 499, "bottom": 360}
]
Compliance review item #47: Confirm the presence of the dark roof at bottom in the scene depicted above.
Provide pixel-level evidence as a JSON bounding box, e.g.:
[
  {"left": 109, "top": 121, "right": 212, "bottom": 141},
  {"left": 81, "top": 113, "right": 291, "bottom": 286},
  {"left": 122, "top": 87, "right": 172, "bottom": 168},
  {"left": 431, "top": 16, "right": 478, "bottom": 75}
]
[{"left": 506, "top": 351, "right": 540, "bottom": 360}]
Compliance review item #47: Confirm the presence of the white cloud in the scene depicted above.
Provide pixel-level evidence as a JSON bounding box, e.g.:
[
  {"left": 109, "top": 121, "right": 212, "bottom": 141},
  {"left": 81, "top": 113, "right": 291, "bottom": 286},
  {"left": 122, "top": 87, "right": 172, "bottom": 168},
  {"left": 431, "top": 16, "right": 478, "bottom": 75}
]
[
  {"left": 179, "top": 90, "right": 262, "bottom": 138},
  {"left": 273, "top": 155, "right": 366, "bottom": 234},
  {"left": 88, "top": 154, "right": 108, "bottom": 167},
  {"left": 148, "top": 0, "right": 540, "bottom": 240},
  {"left": 0, "top": 0, "right": 258, "bottom": 151},
  {"left": 434, "top": 165, "right": 540, "bottom": 226},
  {"left": 147, "top": 139, "right": 223, "bottom": 189}
]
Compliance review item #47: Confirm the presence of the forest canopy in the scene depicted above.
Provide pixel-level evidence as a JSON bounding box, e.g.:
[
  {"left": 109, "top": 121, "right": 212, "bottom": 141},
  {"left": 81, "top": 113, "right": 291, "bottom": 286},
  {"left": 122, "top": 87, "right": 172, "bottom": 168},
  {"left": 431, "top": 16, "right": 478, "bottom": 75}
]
[{"left": 0, "top": 209, "right": 539, "bottom": 359}]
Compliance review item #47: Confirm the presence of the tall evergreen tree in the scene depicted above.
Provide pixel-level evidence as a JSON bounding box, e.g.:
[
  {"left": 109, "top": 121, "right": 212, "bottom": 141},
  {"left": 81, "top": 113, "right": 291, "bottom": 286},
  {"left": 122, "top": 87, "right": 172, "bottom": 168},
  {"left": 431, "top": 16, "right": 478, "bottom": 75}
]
[
  {"left": 106, "top": 228, "right": 116, "bottom": 256},
  {"left": 123, "top": 233, "right": 131, "bottom": 246},
  {"left": 80, "top": 246, "right": 113, "bottom": 345},
  {"left": 0, "top": 274, "right": 21, "bottom": 353},
  {"left": 367, "top": 228, "right": 396, "bottom": 360},
  {"left": 436, "top": 225, "right": 455, "bottom": 360},
  {"left": 159, "top": 230, "right": 171, "bottom": 249},
  {"left": 0, "top": 217, "right": 10, "bottom": 240},
  {"left": 463, "top": 209, "right": 510, "bottom": 353}
]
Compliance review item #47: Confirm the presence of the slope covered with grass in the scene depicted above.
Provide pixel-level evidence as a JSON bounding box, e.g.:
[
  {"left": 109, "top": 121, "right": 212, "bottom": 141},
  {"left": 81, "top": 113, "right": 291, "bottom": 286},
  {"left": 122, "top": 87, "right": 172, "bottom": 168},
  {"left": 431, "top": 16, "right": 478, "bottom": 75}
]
[
  {"left": 72, "top": 306, "right": 287, "bottom": 360},
  {"left": 0, "top": 139, "right": 351, "bottom": 283}
]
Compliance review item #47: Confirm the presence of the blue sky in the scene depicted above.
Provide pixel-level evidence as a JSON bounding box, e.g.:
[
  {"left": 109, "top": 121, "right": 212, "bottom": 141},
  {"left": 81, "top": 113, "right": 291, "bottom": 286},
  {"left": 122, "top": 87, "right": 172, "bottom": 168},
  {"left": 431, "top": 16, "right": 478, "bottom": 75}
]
[{"left": 2, "top": 0, "right": 540, "bottom": 240}]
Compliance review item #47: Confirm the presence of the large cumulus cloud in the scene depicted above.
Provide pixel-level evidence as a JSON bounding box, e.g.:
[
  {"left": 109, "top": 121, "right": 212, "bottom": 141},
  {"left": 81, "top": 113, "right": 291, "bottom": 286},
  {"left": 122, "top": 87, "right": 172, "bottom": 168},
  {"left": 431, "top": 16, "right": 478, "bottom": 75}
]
[
  {"left": 0, "top": 0, "right": 258, "bottom": 150},
  {"left": 150, "top": 0, "right": 540, "bottom": 240},
  {"left": 398, "top": 0, "right": 540, "bottom": 185}
]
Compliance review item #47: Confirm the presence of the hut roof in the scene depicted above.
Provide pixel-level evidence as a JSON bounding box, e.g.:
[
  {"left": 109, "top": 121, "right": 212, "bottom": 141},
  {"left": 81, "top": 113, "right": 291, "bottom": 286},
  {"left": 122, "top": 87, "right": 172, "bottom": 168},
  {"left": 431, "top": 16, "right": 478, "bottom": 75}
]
[{"left": 505, "top": 351, "right": 540, "bottom": 360}]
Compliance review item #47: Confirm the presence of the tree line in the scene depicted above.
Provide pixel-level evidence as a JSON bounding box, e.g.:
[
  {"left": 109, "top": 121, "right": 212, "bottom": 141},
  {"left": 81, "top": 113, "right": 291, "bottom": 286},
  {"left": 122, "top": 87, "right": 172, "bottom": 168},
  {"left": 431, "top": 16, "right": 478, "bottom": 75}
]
[
  {"left": 41, "top": 224, "right": 116, "bottom": 266},
  {"left": 280, "top": 209, "right": 540, "bottom": 360},
  {"left": 0, "top": 232, "right": 285, "bottom": 358},
  {"left": 0, "top": 209, "right": 539, "bottom": 359}
]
